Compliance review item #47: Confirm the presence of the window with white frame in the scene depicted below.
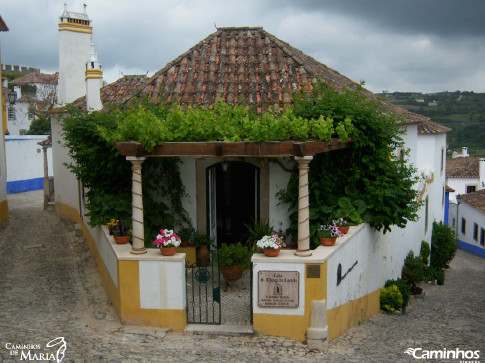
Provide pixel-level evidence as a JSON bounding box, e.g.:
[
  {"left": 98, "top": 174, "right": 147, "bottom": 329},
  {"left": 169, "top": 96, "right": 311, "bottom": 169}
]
[
  {"left": 473, "top": 223, "right": 478, "bottom": 241},
  {"left": 461, "top": 218, "right": 466, "bottom": 235},
  {"left": 466, "top": 185, "right": 476, "bottom": 193}
]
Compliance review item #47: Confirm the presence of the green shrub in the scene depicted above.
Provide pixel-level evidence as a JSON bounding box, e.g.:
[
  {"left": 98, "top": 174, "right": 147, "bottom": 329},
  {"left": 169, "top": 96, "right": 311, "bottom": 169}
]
[
  {"left": 430, "top": 222, "right": 457, "bottom": 269},
  {"left": 435, "top": 269, "right": 445, "bottom": 285},
  {"left": 402, "top": 251, "right": 425, "bottom": 287},
  {"left": 385, "top": 278, "right": 411, "bottom": 311},
  {"left": 420, "top": 241, "right": 431, "bottom": 265},
  {"left": 380, "top": 285, "right": 403, "bottom": 313},
  {"left": 218, "top": 242, "right": 251, "bottom": 269}
]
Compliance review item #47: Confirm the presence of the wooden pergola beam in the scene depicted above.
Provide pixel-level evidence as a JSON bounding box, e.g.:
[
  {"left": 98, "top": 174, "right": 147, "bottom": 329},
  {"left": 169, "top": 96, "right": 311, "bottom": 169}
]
[{"left": 115, "top": 139, "right": 352, "bottom": 158}]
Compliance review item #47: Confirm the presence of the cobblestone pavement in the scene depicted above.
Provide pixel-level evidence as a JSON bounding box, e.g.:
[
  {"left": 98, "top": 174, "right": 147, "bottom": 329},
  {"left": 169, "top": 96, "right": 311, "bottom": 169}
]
[{"left": 0, "top": 190, "right": 483, "bottom": 362}]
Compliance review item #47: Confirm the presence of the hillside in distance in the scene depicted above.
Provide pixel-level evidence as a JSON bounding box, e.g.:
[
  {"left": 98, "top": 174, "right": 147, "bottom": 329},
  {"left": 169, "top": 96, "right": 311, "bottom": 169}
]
[{"left": 376, "top": 91, "right": 485, "bottom": 157}]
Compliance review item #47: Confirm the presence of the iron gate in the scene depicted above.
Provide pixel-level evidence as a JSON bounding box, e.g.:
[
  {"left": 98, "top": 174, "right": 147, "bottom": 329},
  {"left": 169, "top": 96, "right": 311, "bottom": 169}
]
[{"left": 186, "top": 250, "right": 221, "bottom": 324}]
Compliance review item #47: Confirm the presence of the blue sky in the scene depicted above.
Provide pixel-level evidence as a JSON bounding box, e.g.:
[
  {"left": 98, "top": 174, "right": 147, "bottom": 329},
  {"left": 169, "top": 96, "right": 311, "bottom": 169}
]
[{"left": 2, "top": 0, "right": 485, "bottom": 93}]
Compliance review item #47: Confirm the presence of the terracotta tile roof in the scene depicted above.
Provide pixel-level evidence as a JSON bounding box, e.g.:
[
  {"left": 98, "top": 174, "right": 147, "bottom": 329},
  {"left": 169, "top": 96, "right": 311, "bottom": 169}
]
[
  {"left": 66, "top": 74, "right": 148, "bottom": 111},
  {"left": 11, "top": 72, "right": 58, "bottom": 85},
  {"left": 61, "top": 26, "right": 448, "bottom": 134},
  {"left": 461, "top": 189, "right": 485, "bottom": 214},
  {"left": 417, "top": 119, "right": 451, "bottom": 134},
  {"left": 446, "top": 157, "right": 480, "bottom": 178},
  {"left": 445, "top": 185, "right": 455, "bottom": 193}
]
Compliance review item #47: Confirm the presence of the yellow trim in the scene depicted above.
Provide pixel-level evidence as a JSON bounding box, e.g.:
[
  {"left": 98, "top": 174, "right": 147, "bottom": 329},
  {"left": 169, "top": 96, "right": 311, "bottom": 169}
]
[
  {"left": 327, "top": 288, "right": 381, "bottom": 341},
  {"left": 55, "top": 201, "right": 186, "bottom": 331},
  {"left": 253, "top": 262, "right": 327, "bottom": 341},
  {"left": 0, "top": 199, "right": 8, "bottom": 228},
  {"left": 58, "top": 28, "right": 93, "bottom": 34},
  {"left": 177, "top": 246, "right": 196, "bottom": 265},
  {"left": 58, "top": 22, "right": 92, "bottom": 31},
  {"left": 118, "top": 260, "right": 186, "bottom": 330},
  {"left": 86, "top": 69, "right": 103, "bottom": 75},
  {"left": 85, "top": 75, "right": 103, "bottom": 80}
]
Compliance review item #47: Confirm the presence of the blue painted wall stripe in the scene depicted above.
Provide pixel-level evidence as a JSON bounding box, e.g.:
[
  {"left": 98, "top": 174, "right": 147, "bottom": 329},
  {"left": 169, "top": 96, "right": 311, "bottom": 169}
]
[
  {"left": 457, "top": 240, "right": 485, "bottom": 258},
  {"left": 7, "top": 178, "right": 44, "bottom": 194}
]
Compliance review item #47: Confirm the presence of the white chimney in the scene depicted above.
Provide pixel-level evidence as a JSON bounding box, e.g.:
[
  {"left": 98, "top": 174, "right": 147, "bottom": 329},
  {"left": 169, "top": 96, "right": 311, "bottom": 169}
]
[
  {"left": 461, "top": 147, "right": 468, "bottom": 157},
  {"left": 85, "top": 43, "right": 103, "bottom": 111},
  {"left": 480, "top": 158, "right": 485, "bottom": 190}
]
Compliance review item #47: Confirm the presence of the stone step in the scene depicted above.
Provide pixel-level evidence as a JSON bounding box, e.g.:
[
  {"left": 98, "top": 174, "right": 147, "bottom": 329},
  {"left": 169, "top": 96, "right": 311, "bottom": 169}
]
[{"left": 185, "top": 324, "right": 254, "bottom": 336}]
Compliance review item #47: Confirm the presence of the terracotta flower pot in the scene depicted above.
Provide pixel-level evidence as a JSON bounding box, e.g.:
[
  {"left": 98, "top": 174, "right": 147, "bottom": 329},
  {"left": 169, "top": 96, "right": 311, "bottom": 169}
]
[
  {"left": 221, "top": 265, "right": 243, "bottom": 282},
  {"left": 320, "top": 236, "right": 337, "bottom": 246},
  {"left": 160, "top": 246, "right": 177, "bottom": 256},
  {"left": 263, "top": 248, "right": 281, "bottom": 257},
  {"left": 196, "top": 245, "right": 210, "bottom": 267},
  {"left": 113, "top": 235, "right": 130, "bottom": 244},
  {"left": 339, "top": 226, "right": 350, "bottom": 234}
]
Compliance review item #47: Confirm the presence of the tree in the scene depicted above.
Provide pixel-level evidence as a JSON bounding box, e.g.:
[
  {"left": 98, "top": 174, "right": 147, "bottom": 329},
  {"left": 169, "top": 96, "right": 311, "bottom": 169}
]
[{"left": 26, "top": 117, "right": 51, "bottom": 135}]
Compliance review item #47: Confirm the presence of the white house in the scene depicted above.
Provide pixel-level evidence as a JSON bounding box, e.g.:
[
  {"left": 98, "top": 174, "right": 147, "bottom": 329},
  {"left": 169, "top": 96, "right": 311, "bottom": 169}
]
[
  {"left": 51, "top": 14, "right": 450, "bottom": 344},
  {"left": 449, "top": 189, "right": 485, "bottom": 257},
  {"left": 446, "top": 155, "right": 485, "bottom": 203},
  {"left": 7, "top": 72, "right": 58, "bottom": 135},
  {"left": 0, "top": 16, "right": 9, "bottom": 227}
]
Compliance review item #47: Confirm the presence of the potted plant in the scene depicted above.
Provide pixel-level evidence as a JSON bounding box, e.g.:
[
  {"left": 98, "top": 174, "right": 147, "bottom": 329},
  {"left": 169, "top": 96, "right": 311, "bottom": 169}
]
[
  {"left": 179, "top": 226, "right": 195, "bottom": 247},
  {"left": 256, "top": 234, "right": 285, "bottom": 257},
  {"left": 333, "top": 218, "right": 350, "bottom": 234},
  {"left": 107, "top": 218, "right": 131, "bottom": 244},
  {"left": 219, "top": 242, "right": 251, "bottom": 282},
  {"left": 317, "top": 224, "right": 343, "bottom": 246},
  {"left": 244, "top": 219, "right": 274, "bottom": 253},
  {"left": 153, "top": 229, "right": 181, "bottom": 256},
  {"left": 193, "top": 232, "right": 212, "bottom": 267}
]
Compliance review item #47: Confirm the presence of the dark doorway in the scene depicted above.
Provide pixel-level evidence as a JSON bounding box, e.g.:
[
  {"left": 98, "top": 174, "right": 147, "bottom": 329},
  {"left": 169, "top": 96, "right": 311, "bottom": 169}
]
[{"left": 207, "top": 162, "right": 259, "bottom": 246}]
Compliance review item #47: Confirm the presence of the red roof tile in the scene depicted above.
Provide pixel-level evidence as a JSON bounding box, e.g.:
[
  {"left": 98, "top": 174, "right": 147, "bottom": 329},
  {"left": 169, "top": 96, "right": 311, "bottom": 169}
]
[
  {"left": 11, "top": 72, "right": 58, "bottom": 85},
  {"left": 461, "top": 189, "right": 485, "bottom": 214},
  {"left": 446, "top": 157, "right": 480, "bottom": 178}
]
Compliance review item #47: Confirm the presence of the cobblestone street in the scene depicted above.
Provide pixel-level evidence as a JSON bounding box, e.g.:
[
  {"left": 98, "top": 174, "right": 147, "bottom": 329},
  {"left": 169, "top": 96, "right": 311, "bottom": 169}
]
[{"left": 0, "top": 190, "right": 483, "bottom": 362}]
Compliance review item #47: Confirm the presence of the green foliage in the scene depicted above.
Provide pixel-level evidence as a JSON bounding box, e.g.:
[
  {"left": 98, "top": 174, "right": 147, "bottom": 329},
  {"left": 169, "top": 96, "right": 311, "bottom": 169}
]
[
  {"left": 385, "top": 278, "right": 411, "bottom": 311},
  {"left": 380, "top": 285, "right": 403, "bottom": 313},
  {"left": 435, "top": 268, "right": 445, "bottom": 285},
  {"left": 402, "top": 251, "right": 425, "bottom": 287},
  {"left": 193, "top": 232, "right": 213, "bottom": 247},
  {"left": 218, "top": 242, "right": 251, "bottom": 269},
  {"left": 278, "top": 82, "right": 420, "bottom": 243},
  {"left": 98, "top": 98, "right": 354, "bottom": 152},
  {"left": 61, "top": 107, "right": 190, "bottom": 247},
  {"left": 243, "top": 219, "right": 274, "bottom": 253},
  {"left": 420, "top": 241, "right": 431, "bottom": 265},
  {"left": 424, "top": 266, "right": 445, "bottom": 285},
  {"left": 26, "top": 117, "right": 51, "bottom": 135},
  {"left": 430, "top": 222, "right": 457, "bottom": 269}
]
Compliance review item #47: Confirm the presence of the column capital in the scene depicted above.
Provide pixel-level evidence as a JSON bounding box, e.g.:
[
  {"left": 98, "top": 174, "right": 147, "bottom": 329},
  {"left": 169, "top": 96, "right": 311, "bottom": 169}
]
[
  {"left": 294, "top": 155, "right": 313, "bottom": 165},
  {"left": 127, "top": 156, "right": 146, "bottom": 162}
]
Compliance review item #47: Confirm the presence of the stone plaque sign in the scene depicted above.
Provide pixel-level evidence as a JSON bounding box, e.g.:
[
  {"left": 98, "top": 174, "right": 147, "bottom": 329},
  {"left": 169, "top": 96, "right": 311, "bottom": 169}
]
[{"left": 258, "top": 271, "right": 299, "bottom": 308}]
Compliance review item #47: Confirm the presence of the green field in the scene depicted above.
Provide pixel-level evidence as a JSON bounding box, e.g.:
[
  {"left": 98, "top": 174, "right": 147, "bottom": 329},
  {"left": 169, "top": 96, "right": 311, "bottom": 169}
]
[{"left": 377, "top": 91, "right": 485, "bottom": 157}]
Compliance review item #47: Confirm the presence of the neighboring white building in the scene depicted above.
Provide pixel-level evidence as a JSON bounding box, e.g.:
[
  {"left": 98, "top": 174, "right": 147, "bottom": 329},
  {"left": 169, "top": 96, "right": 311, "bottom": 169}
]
[
  {"left": 0, "top": 16, "right": 9, "bottom": 227},
  {"left": 8, "top": 72, "right": 58, "bottom": 135},
  {"left": 449, "top": 189, "right": 485, "bottom": 258},
  {"left": 446, "top": 155, "right": 485, "bottom": 203}
]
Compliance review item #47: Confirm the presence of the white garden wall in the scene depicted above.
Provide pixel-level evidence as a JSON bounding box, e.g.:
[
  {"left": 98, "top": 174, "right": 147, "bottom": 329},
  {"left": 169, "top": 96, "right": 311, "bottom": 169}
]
[{"left": 5, "top": 135, "right": 52, "bottom": 193}]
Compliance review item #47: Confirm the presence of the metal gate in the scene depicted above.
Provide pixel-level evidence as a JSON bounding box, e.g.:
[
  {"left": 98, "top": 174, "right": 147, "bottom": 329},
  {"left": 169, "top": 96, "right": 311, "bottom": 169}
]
[{"left": 186, "top": 250, "right": 221, "bottom": 324}]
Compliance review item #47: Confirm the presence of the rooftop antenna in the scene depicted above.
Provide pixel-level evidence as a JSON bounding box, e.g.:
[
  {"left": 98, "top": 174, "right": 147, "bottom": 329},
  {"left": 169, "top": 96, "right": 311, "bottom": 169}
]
[{"left": 83, "top": 3, "right": 87, "bottom": 13}]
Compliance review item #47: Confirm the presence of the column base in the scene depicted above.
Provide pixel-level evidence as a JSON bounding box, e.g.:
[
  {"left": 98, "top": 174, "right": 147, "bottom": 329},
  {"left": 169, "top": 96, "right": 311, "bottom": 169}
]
[
  {"left": 130, "top": 247, "right": 147, "bottom": 255},
  {"left": 294, "top": 249, "right": 312, "bottom": 257}
]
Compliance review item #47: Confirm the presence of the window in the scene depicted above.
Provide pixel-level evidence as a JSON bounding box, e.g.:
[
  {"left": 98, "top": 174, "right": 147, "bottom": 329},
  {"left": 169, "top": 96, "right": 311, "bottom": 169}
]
[
  {"left": 28, "top": 112, "right": 35, "bottom": 120},
  {"left": 19, "top": 129, "right": 27, "bottom": 135},
  {"left": 452, "top": 218, "right": 456, "bottom": 229},
  {"left": 461, "top": 218, "right": 466, "bottom": 235},
  {"left": 8, "top": 107, "right": 15, "bottom": 121},
  {"left": 466, "top": 185, "right": 476, "bottom": 193},
  {"left": 442, "top": 186, "right": 445, "bottom": 206},
  {"left": 481, "top": 228, "right": 485, "bottom": 247},
  {"left": 473, "top": 223, "right": 478, "bottom": 241}
]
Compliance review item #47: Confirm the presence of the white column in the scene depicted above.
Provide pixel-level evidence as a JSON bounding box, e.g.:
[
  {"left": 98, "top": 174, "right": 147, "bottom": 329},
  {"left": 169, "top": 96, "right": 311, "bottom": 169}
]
[
  {"left": 294, "top": 156, "right": 313, "bottom": 257},
  {"left": 128, "top": 156, "right": 147, "bottom": 254}
]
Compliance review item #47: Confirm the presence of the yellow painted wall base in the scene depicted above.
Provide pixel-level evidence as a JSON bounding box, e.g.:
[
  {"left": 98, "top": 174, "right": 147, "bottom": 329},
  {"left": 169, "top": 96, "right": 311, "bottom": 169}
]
[
  {"left": 55, "top": 201, "right": 186, "bottom": 331},
  {"left": 327, "top": 288, "right": 381, "bottom": 341},
  {"left": 254, "top": 263, "right": 327, "bottom": 342},
  {"left": 177, "top": 246, "right": 196, "bottom": 265},
  {"left": 0, "top": 199, "right": 8, "bottom": 228}
]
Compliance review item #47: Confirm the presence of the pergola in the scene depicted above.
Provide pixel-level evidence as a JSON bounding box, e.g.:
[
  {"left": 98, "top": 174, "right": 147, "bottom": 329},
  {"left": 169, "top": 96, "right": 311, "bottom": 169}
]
[{"left": 115, "top": 139, "right": 353, "bottom": 257}]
